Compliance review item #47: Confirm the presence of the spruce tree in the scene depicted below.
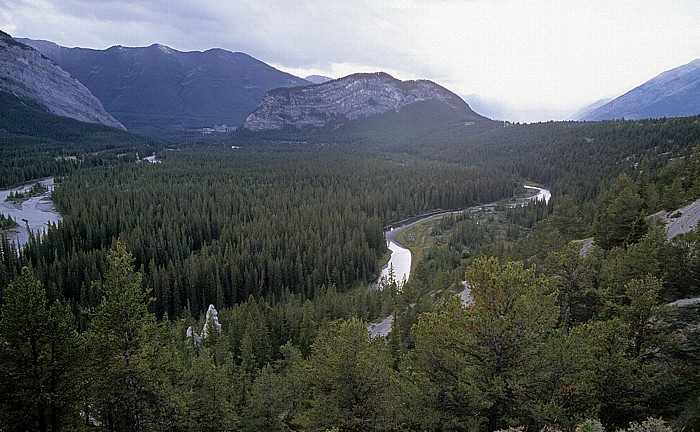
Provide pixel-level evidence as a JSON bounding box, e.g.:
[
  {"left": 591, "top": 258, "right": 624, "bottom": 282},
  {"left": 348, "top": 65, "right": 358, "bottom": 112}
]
[
  {"left": 0, "top": 267, "right": 84, "bottom": 431},
  {"left": 86, "top": 241, "right": 158, "bottom": 431}
]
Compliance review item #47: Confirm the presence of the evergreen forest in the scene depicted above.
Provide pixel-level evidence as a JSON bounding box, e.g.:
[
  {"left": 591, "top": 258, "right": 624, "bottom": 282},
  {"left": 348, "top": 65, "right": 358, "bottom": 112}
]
[{"left": 1, "top": 106, "right": 700, "bottom": 431}]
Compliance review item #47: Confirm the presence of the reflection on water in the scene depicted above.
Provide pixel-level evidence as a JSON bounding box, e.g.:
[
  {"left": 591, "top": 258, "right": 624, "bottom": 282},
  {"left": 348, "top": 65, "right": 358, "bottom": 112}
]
[
  {"left": 524, "top": 185, "right": 551, "bottom": 203},
  {"left": 378, "top": 239, "right": 411, "bottom": 287},
  {"left": 377, "top": 185, "right": 551, "bottom": 288},
  {"left": 0, "top": 178, "right": 62, "bottom": 248}
]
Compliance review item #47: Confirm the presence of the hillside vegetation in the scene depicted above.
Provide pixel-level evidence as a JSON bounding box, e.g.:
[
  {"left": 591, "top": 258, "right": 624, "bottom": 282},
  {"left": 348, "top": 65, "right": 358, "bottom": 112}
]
[{"left": 1, "top": 107, "right": 700, "bottom": 430}]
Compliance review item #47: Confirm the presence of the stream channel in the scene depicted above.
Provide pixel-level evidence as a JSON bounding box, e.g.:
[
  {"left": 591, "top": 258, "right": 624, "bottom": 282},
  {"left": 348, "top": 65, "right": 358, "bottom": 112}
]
[
  {"left": 0, "top": 178, "right": 61, "bottom": 248},
  {"left": 377, "top": 185, "right": 551, "bottom": 287}
]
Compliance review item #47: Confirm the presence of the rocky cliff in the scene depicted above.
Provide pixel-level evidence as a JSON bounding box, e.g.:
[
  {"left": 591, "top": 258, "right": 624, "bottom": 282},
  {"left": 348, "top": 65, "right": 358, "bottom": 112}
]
[
  {"left": 243, "top": 72, "right": 485, "bottom": 131},
  {"left": 0, "top": 31, "right": 125, "bottom": 130}
]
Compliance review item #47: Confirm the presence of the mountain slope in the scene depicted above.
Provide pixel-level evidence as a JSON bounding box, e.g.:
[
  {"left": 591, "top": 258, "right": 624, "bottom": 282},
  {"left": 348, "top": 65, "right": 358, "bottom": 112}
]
[
  {"left": 305, "top": 75, "right": 333, "bottom": 84},
  {"left": 20, "top": 38, "right": 310, "bottom": 135},
  {"left": 242, "top": 72, "right": 487, "bottom": 131},
  {"left": 570, "top": 97, "right": 613, "bottom": 120},
  {"left": 582, "top": 59, "right": 700, "bottom": 120},
  {"left": 0, "top": 31, "right": 124, "bottom": 129},
  {"left": 0, "top": 91, "right": 159, "bottom": 188}
]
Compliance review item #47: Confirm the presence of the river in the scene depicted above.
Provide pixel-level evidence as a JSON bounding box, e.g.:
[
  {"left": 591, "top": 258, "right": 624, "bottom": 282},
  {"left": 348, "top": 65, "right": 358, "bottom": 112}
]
[
  {"left": 377, "top": 185, "right": 551, "bottom": 287},
  {"left": 0, "top": 178, "right": 62, "bottom": 248}
]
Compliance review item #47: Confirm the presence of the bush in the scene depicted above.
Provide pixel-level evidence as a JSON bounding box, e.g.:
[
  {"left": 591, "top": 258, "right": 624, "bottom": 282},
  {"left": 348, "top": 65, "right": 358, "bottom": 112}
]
[
  {"left": 625, "top": 417, "right": 672, "bottom": 432},
  {"left": 577, "top": 419, "right": 605, "bottom": 432}
]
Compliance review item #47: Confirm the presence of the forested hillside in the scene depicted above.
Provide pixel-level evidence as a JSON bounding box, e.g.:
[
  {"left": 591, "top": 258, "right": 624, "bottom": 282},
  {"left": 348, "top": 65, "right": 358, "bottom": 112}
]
[
  {"left": 0, "top": 92, "right": 159, "bottom": 188},
  {"left": 1, "top": 112, "right": 699, "bottom": 431},
  {"left": 2, "top": 146, "right": 514, "bottom": 318}
]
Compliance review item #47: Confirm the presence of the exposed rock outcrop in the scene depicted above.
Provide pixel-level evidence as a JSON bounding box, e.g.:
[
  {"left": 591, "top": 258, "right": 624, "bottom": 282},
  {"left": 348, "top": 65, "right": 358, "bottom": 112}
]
[
  {"left": 186, "top": 304, "right": 222, "bottom": 348},
  {"left": 0, "top": 31, "right": 125, "bottom": 129},
  {"left": 648, "top": 197, "right": 700, "bottom": 239},
  {"left": 243, "top": 72, "right": 485, "bottom": 131}
]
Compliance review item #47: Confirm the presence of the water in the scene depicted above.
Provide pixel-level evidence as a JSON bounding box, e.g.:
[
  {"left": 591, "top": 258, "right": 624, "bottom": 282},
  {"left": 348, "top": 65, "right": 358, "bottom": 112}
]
[
  {"left": 524, "top": 185, "right": 551, "bottom": 203},
  {"left": 0, "top": 178, "right": 62, "bottom": 248},
  {"left": 377, "top": 185, "right": 551, "bottom": 288},
  {"left": 378, "top": 237, "right": 411, "bottom": 287}
]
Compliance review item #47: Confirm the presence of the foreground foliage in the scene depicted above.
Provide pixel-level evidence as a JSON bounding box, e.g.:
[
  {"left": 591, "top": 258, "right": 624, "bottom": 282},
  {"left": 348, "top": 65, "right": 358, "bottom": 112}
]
[{"left": 1, "top": 113, "right": 699, "bottom": 430}]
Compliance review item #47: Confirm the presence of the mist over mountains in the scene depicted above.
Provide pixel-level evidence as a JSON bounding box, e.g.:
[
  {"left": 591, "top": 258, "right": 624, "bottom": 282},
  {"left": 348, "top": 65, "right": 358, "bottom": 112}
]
[{"left": 577, "top": 59, "right": 700, "bottom": 121}]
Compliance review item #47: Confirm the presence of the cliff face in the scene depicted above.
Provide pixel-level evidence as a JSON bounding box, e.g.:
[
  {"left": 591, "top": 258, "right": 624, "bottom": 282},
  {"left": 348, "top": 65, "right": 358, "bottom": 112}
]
[
  {"left": 243, "top": 72, "right": 484, "bottom": 131},
  {"left": 0, "top": 32, "right": 125, "bottom": 130}
]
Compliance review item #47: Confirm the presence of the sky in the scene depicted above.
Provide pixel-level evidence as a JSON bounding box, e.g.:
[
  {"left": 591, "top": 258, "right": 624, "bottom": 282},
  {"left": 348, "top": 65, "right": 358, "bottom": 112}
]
[{"left": 2, "top": 0, "right": 699, "bottom": 122}]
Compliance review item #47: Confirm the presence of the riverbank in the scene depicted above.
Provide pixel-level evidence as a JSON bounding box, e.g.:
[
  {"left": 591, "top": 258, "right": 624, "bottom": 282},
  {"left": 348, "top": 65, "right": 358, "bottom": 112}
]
[
  {"left": 0, "top": 178, "right": 62, "bottom": 248},
  {"left": 376, "top": 184, "right": 550, "bottom": 289},
  {"left": 370, "top": 184, "right": 551, "bottom": 336}
]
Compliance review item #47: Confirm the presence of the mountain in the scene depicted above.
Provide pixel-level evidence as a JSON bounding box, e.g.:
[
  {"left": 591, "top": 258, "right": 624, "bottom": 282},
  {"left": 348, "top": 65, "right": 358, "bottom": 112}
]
[
  {"left": 0, "top": 31, "right": 124, "bottom": 129},
  {"left": 19, "top": 38, "right": 310, "bottom": 135},
  {"left": 581, "top": 59, "right": 700, "bottom": 121},
  {"left": 464, "top": 94, "right": 510, "bottom": 121},
  {"left": 570, "top": 98, "right": 613, "bottom": 120},
  {"left": 305, "top": 75, "right": 333, "bottom": 84},
  {"left": 242, "top": 72, "right": 487, "bottom": 131}
]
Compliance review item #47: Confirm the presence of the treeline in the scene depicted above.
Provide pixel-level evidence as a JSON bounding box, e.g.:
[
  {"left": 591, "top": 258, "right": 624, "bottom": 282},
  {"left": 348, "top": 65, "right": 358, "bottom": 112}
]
[
  {"left": 2, "top": 240, "right": 697, "bottom": 431},
  {"left": 0, "top": 146, "right": 515, "bottom": 317},
  {"left": 0, "top": 92, "right": 160, "bottom": 187},
  {"left": 2, "top": 98, "right": 700, "bottom": 430},
  {"left": 268, "top": 114, "right": 700, "bottom": 224}
]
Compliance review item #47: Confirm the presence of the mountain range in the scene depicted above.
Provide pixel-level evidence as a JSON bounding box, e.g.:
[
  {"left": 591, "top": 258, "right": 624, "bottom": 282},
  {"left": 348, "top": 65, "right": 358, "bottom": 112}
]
[
  {"left": 4, "top": 31, "right": 700, "bottom": 134},
  {"left": 19, "top": 38, "right": 310, "bottom": 135},
  {"left": 577, "top": 59, "right": 700, "bottom": 121},
  {"left": 569, "top": 98, "right": 613, "bottom": 121}
]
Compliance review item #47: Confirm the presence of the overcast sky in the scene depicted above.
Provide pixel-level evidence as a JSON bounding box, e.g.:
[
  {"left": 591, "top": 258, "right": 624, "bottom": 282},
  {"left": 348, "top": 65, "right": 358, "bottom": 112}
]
[{"left": 2, "top": 0, "right": 699, "bottom": 122}]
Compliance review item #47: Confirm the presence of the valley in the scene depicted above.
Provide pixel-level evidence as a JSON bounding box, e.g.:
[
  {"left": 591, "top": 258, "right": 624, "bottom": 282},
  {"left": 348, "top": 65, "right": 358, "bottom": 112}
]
[
  {"left": 1, "top": 28, "right": 700, "bottom": 432},
  {"left": 378, "top": 185, "right": 551, "bottom": 288}
]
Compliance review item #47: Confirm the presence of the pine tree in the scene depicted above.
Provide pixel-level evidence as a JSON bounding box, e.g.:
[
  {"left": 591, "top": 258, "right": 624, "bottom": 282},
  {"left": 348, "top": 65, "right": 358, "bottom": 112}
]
[
  {"left": 408, "top": 257, "right": 559, "bottom": 430},
  {"left": 593, "top": 174, "right": 644, "bottom": 250},
  {"left": 296, "top": 317, "right": 397, "bottom": 432},
  {"left": 0, "top": 267, "right": 84, "bottom": 432},
  {"left": 86, "top": 241, "right": 159, "bottom": 431}
]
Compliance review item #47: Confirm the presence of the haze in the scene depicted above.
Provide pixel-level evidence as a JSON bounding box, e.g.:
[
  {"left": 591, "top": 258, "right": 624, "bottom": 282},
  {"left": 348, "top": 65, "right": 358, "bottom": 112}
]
[{"left": 3, "top": 0, "right": 699, "bottom": 122}]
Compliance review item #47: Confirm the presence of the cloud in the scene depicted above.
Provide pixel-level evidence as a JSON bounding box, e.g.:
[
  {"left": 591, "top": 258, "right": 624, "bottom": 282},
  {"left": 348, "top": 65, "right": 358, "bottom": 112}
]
[{"left": 11, "top": 0, "right": 422, "bottom": 68}]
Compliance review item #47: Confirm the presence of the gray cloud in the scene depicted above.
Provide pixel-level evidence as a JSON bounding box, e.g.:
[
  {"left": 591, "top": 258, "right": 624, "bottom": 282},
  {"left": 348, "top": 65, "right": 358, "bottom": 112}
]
[{"left": 17, "top": 0, "right": 423, "bottom": 72}]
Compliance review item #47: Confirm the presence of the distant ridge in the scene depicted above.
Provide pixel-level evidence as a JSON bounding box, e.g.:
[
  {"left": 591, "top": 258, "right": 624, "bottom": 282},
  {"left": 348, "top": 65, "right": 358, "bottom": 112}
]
[
  {"left": 570, "top": 98, "right": 613, "bottom": 121},
  {"left": 305, "top": 75, "right": 333, "bottom": 84},
  {"left": 243, "top": 72, "right": 487, "bottom": 131},
  {"left": 581, "top": 59, "right": 700, "bottom": 121},
  {"left": 20, "top": 38, "right": 310, "bottom": 135}
]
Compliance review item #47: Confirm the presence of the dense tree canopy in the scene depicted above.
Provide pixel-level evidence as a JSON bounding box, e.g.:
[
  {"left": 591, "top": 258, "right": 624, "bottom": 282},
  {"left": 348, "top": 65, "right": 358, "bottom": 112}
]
[{"left": 1, "top": 109, "right": 700, "bottom": 430}]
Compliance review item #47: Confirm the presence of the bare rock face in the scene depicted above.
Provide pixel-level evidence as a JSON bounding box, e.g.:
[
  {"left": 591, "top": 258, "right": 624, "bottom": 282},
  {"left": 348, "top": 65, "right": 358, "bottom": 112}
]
[
  {"left": 186, "top": 304, "right": 222, "bottom": 348},
  {"left": 243, "top": 72, "right": 481, "bottom": 131},
  {"left": 0, "top": 31, "right": 125, "bottom": 130}
]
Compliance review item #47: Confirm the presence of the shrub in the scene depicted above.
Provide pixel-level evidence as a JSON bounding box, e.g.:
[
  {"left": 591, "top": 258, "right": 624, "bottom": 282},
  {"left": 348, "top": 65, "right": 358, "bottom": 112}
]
[{"left": 577, "top": 419, "right": 605, "bottom": 432}]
